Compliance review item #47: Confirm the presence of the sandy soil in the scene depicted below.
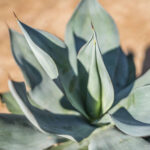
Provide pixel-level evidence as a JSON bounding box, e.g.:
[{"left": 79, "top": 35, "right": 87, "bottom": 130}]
[{"left": 0, "top": 0, "right": 150, "bottom": 112}]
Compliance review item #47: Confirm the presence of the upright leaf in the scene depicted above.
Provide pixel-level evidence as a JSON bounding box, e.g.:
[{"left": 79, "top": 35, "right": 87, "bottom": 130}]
[
  {"left": 78, "top": 31, "right": 114, "bottom": 119},
  {"left": 66, "top": 0, "right": 129, "bottom": 100},
  {"left": 65, "top": 0, "right": 120, "bottom": 75}
]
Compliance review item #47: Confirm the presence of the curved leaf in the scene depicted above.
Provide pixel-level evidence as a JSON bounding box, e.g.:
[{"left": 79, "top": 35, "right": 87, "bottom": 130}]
[
  {"left": 10, "top": 29, "right": 58, "bottom": 81},
  {"left": 0, "top": 114, "right": 61, "bottom": 150},
  {"left": 122, "top": 85, "right": 150, "bottom": 123},
  {"left": 9, "top": 29, "right": 72, "bottom": 114},
  {"left": 111, "top": 107, "right": 150, "bottom": 137},
  {"left": 17, "top": 21, "right": 68, "bottom": 73},
  {"left": 17, "top": 20, "right": 88, "bottom": 119},
  {"left": 8, "top": 80, "right": 96, "bottom": 142},
  {"left": 89, "top": 127, "right": 150, "bottom": 150},
  {"left": 115, "top": 69, "right": 150, "bottom": 105}
]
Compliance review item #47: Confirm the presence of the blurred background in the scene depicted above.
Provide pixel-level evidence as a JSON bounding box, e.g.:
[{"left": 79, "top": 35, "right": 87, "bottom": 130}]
[{"left": 0, "top": 0, "right": 150, "bottom": 112}]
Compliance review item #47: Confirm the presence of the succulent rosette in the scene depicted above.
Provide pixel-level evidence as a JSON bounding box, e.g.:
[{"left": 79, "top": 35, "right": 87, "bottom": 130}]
[{"left": 1, "top": 0, "right": 150, "bottom": 149}]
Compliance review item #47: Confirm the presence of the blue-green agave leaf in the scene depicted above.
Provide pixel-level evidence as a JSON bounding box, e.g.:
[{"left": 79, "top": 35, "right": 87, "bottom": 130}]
[
  {"left": 8, "top": 80, "right": 96, "bottom": 142},
  {"left": 0, "top": 114, "right": 62, "bottom": 150},
  {"left": 0, "top": 92, "right": 23, "bottom": 114},
  {"left": 12, "top": 29, "right": 59, "bottom": 80},
  {"left": 9, "top": 29, "right": 43, "bottom": 89},
  {"left": 9, "top": 29, "right": 73, "bottom": 114},
  {"left": 126, "top": 53, "right": 136, "bottom": 85},
  {"left": 89, "top": 127, "right": 150, "bottom": 150},
  {"left": 115, "top": 69, "right": 150, "bottom": 104},
  {"left": 17, "top": 21, "right": 68, "bottom": 74},
  {"left": 65, "top": 0, "right": 120, "bottom": 75},
  {"left": 78, "top": 30, "right": 114, "bottom": 118},
  {"left": 111, "top": 53, "right": 135, "bottom": 103},
  {"left": 47, "top": 127, "right": 150, "bottom": 150},
  {"left": 133, "top": 69, "right": 150, "bottom": 87},
  {"left": 122, "top": 85, "right": 150, "bottom": 123},
  {"left": 66, "top": 0, "right": 129, "bottom": 97},
  {"left": 17, "top": 20, "right": 89, "bottom": 119},
  {"left": 112, "top": 49, "right": 129, "bottom": 94},
  {"left": 0, "top": 91, "right": 51, "bottom": 114},
  {"left": 111, "top": 107, "right": 150, "bottom": 137}
]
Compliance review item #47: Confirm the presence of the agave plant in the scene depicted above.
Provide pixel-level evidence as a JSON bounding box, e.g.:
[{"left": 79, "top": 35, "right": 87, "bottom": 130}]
[{"left": 1, "top": 0, "right": 150, "bottom": 149}]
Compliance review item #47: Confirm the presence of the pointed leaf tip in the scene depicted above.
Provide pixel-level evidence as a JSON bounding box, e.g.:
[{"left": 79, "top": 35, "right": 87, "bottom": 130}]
[
  {"left": 13, "top": 11, "right": 19, "bottom": 20},
  {"left": 65, "top": 0, "right": 120, "bottom": 73},
  {"left": 91, "top": 22, "right": 94, "bottom": 30}
]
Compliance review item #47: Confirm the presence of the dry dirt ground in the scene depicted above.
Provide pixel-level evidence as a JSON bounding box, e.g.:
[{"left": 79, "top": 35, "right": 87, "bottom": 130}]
[{"left": 0, "top": 0, "right": 150, "bottom": 112}]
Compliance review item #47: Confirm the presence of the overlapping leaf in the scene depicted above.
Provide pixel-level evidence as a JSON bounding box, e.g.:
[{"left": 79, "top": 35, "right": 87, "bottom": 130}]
[
  {"left": 115, "top": 69, "right": 150, "bottom": 105},
  {"left": 65, "top": 0, "right": 129, "bottom": 97},
  {"left": 89, "top": 127, "right": 150, "bottom": 150},
  {"left": 121, "top": 85, "right": 150, "bottom": 123},
  {"left": 8, "top": 80, "right": 96, "bottom": 142},
  {"left": 9, "top": 29, "right": 78, "bottom": 113},
  {"left": 17, "top": 20, "right": 88, "bottom": 119},
  {"left": 9, "top": 29, "right": 74, "bottom": 114},
  {"left": 65, "top": 0, "right": 120, "bottom": 72},
  {"left": 111, "top": 107, "right": 150, "bottom": 137},
  {"left": 0, "top": 114, "right": 61, "bottom": 150},
  {"left": 49, "top": 126, "right": 150, "bottom": 150}
]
